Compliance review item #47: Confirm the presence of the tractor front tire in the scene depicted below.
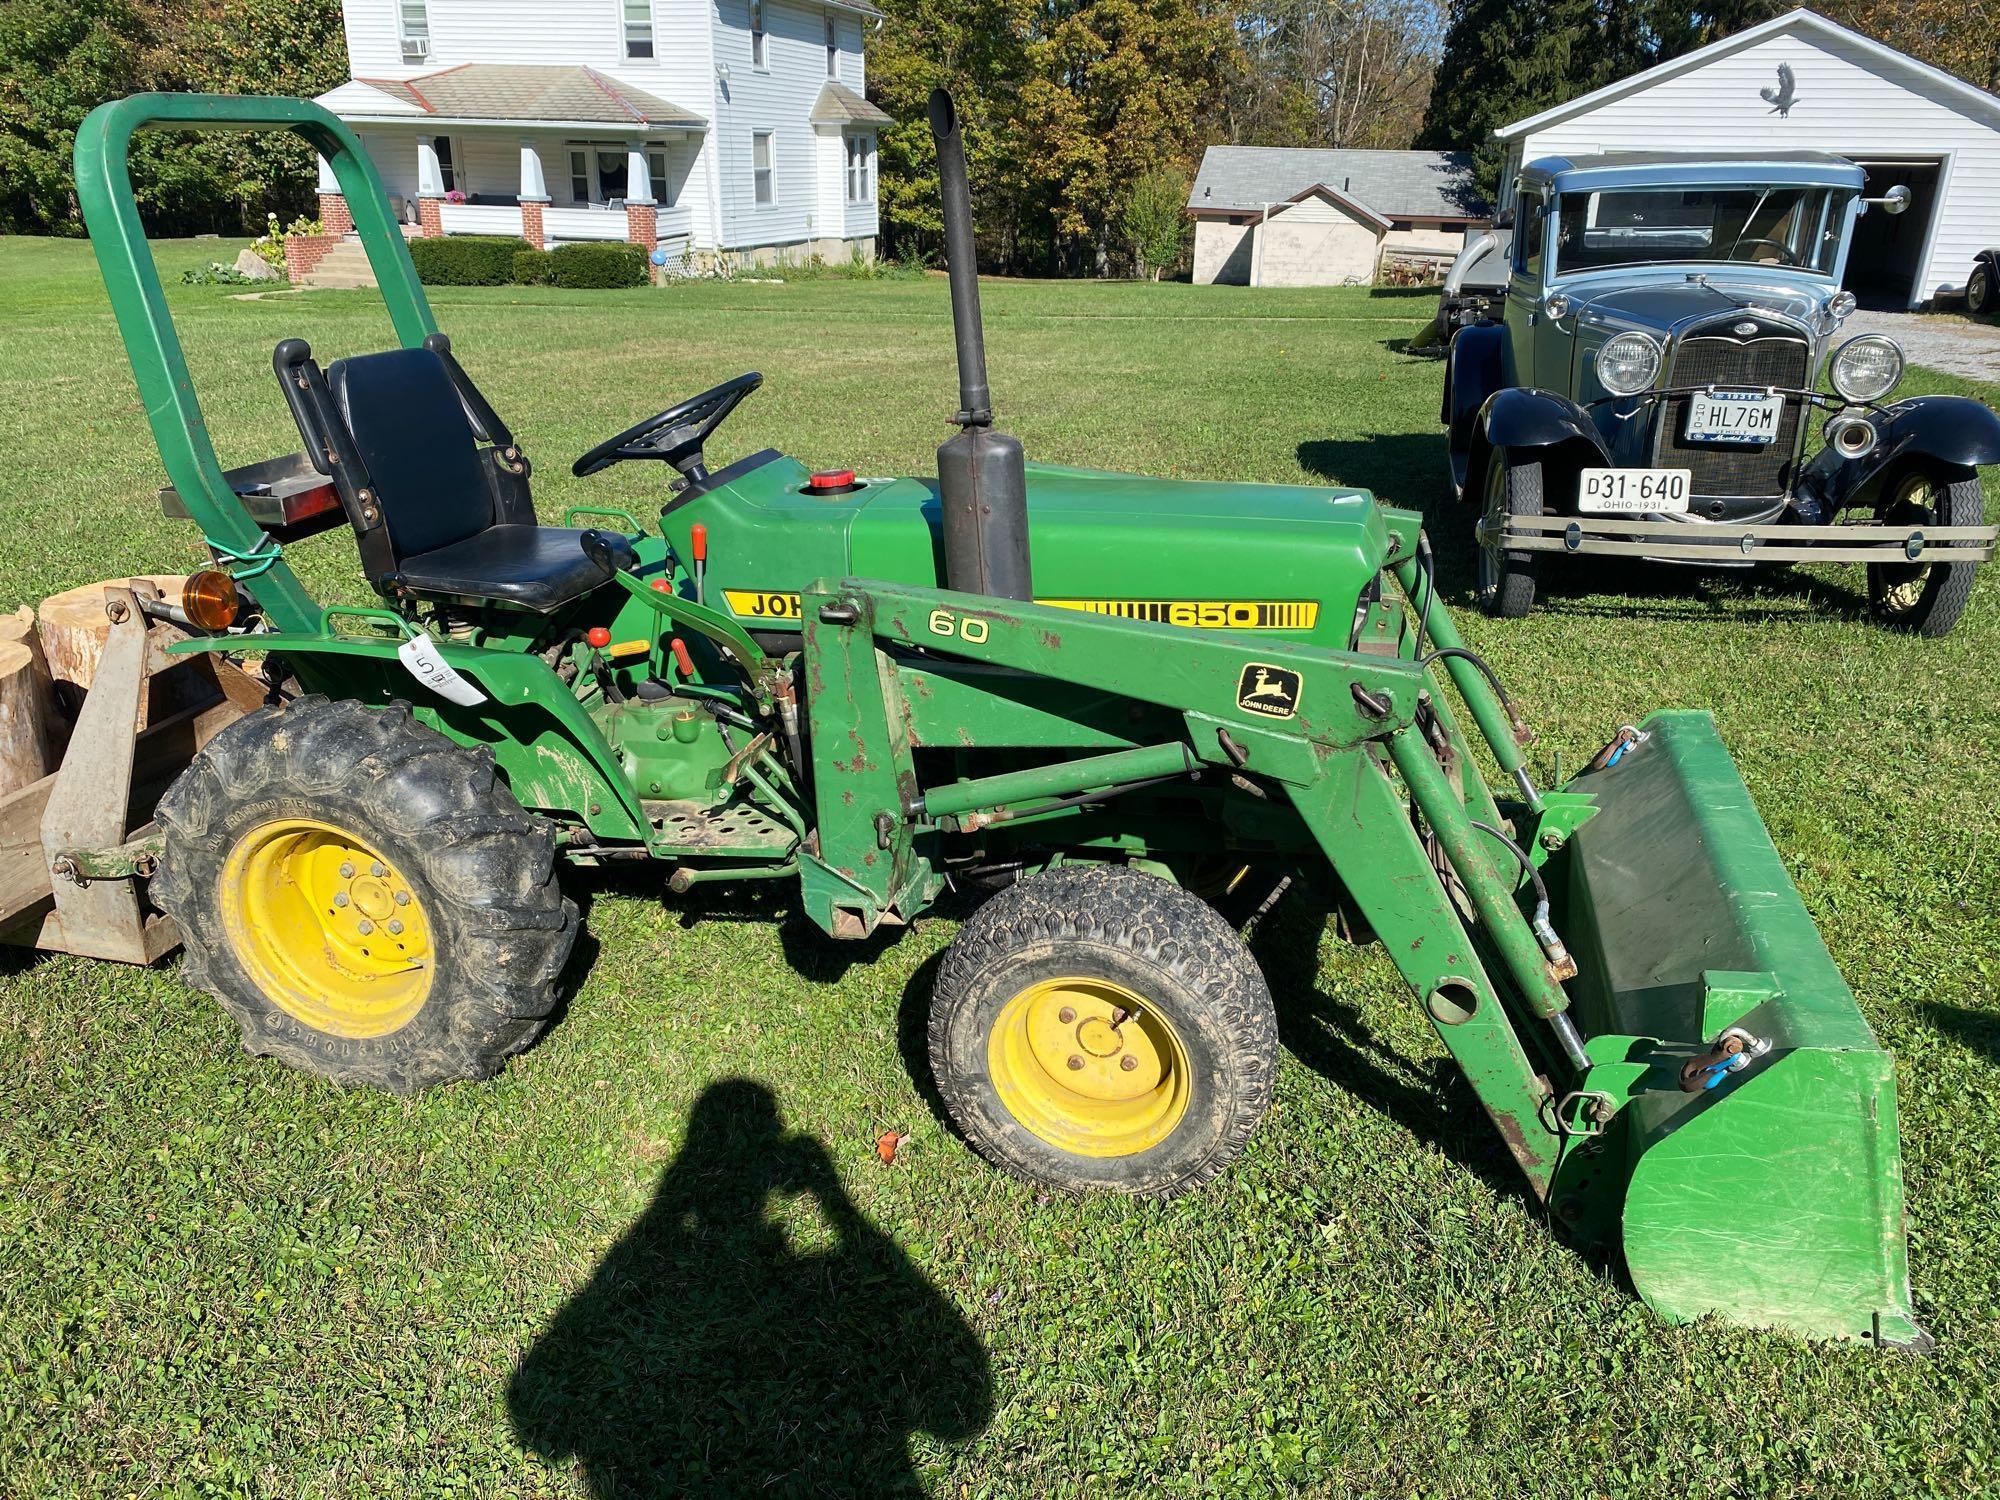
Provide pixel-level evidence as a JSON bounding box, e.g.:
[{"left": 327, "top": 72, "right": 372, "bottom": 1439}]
[
  {"left": 1477, "top": 447, "right": 1541, "bottom": 619},
  {"left": 154, "top": 695, "right": 576, "bottom": 1093},
  {"left": 928, "top": 864, "right": 1277, "bottom": 1197},
  {"left": 1867, "top": 465, "right": 1983, "bottom": 637}
]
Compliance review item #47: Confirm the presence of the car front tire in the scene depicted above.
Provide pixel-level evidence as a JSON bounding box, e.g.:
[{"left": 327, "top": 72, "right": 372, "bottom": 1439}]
[{"left": 1476, "top": 447, "right": 1541, "bottom": 619}]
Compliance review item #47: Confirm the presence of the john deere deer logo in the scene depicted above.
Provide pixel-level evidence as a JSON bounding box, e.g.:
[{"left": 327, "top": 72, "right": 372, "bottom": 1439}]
[{"left": 1236, "top": 662, "right": 1301, "bottom": 719}]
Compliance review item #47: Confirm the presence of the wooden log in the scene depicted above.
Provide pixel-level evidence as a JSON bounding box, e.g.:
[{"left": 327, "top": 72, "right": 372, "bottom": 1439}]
[
  {"left": 0, "top": 639, "right": 58, "bottom": 798},
  {"left": 37, "top": 576, "right": 187, "bottom": 698}
]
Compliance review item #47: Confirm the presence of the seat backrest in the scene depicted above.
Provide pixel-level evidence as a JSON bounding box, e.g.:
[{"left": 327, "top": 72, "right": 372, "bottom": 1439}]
[{"left": 327, "top": 347, "right": 494, "bottom": 559}]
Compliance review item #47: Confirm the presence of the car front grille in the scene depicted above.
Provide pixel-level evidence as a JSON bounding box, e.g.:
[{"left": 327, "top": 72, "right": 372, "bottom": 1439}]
[{"left": 1652, "top": 333, "right": 1811, "bottom": 501}]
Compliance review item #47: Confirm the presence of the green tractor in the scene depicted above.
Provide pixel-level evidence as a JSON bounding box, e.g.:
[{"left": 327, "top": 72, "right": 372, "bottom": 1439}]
[{"left": 67, "top": 90, "right": 1927, "bottom": 1346}]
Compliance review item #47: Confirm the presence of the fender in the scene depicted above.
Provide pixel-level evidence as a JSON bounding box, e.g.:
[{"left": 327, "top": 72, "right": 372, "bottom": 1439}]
[
  {"left": 1442, "top": 321, "right": 1504, "bottom": 440},
  {"left": 1479, "top": 386, "right": 1612, "bottom": 460},
  {"left": 1801, "top": 394, "right": 2000, "bottom": 512},
  {"left": 170, "top": 628, "right": 648, "bottom": 841}
]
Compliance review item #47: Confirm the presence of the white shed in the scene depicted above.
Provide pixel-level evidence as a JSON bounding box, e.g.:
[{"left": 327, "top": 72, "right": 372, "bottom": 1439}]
[{"left": 1493, "top": 8, "right": 2000, "bottom": 308}]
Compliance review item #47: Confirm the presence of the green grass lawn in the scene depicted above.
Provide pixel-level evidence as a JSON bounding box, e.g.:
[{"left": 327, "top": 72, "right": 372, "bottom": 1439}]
[{"left": 2, "top": 234, "right": 1997, "bottom": 1497}]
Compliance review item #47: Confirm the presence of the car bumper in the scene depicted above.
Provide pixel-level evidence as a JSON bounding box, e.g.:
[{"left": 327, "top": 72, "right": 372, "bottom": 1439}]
[{"left": 1478, "top": 512, "right": 1999, "bottom": 566}]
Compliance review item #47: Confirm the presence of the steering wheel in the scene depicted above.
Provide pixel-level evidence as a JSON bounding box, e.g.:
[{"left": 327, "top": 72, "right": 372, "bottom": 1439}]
[
  {"left": 572, "top": 371, "right": 763, "bottom": 482},
  {"left": 1731, "top": 236, "right": 1798, "bottom": 266}
]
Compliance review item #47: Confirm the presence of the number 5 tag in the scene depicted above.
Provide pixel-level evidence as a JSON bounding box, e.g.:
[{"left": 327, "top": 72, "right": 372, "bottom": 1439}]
[{"left": 396, "top": 630, "right": 489, "bottom": 707}]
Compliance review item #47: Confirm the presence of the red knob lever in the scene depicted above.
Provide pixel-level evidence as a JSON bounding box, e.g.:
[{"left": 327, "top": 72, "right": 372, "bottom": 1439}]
[{"left": 689, "top": 523, "right": 708, "bottom": 563}]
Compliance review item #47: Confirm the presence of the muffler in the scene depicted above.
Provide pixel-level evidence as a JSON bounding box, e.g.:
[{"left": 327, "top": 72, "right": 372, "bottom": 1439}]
[{"left": 927, "top": 88, "right": 1032, "bottom": 603}]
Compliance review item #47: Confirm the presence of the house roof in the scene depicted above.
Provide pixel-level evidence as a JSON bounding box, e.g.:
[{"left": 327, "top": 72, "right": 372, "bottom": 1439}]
[
  {"left": 1187, "top": 146, "right": 1491, "bottom": 221},
  {"left": 1495, "top": 8, "right": 2000, "bottom": 140},
  {"left": 811, "top": 80, "right": 893, "bottom": 128},
  {"left": 344, "top": 64, "right": 706, "bottom": 129}
]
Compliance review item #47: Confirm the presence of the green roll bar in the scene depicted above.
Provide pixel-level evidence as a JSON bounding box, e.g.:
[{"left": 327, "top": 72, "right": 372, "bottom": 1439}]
[{"left": 74, "top": 93, "right": 440, "bottom": 636}]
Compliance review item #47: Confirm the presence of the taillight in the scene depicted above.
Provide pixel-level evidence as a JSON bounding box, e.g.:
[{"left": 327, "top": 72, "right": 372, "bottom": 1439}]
[{"left": 182, "top": 569, "right": 241, "bottom": 632}]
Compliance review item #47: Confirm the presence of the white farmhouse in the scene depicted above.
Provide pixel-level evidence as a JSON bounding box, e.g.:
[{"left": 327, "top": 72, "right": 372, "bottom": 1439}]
[
  {"left": 310, "top": 0, "right": 891, "bottom": 273},
  {"left": 1493, "top": 9, "right": 2000, "bottom": 308}
]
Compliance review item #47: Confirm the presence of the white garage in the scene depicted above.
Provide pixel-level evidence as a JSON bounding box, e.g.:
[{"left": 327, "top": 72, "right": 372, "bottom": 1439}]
[{"left": 1493, "top": 8, "right": 2000, "bottom": 308}]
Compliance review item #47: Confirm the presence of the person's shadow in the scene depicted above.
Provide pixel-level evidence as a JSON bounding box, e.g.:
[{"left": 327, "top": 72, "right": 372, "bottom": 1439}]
[{"left": 509, "top": 1079, "right": 992, "bottom": 1497}]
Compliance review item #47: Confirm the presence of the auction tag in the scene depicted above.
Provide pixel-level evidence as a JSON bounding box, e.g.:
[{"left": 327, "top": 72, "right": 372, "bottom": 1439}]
[{"left": 396, "top": 631, "right": 488, "bottom": 707}]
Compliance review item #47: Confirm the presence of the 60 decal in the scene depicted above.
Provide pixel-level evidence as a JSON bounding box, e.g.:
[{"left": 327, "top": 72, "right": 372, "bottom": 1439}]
[{"left": 927, "top": 608, "right": 990, "bottom": 644}]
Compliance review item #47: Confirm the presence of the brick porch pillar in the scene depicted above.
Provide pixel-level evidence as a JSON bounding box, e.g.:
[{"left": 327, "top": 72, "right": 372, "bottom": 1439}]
[
  {"left": 416, "top": 195, "right": 445, "bottom": 238},
  {"left": 625, "top": 201, "right": 658, "bottom": 247},
  {"left": 318, "top": 192, "right": 353, "bottom": 235},
  {"left": 520, "top": 197, "right": 549, "bottom": 250}
]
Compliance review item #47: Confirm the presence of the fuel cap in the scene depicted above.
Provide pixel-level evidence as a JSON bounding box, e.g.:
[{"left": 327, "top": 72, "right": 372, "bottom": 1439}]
[{"left": 805, "top": 469, "right": 860, "bottom": 494}]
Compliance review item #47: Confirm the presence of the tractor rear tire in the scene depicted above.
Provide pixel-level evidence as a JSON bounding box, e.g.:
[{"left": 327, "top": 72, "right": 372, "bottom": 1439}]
[
  {"left": 154, "top": 695, "right": 576, "bottom": 1093},
  {"left": 1866, "top": 466, "right": 1983, "bottom": 637},
  {"left": 1477, "top": 447, "right": 1541, "bottom": 619},
  {"left": 928, "top": 864, "right": 1277, "bottom": 1197}
]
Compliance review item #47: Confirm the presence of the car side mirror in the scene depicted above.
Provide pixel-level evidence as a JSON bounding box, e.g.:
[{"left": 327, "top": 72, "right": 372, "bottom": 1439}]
[
  {"left": 1494, "top": 207, "right": 1516, "bottom": 230},
  {"left": 1878, "top": 184, "right": 1912, "bottom": 215}
]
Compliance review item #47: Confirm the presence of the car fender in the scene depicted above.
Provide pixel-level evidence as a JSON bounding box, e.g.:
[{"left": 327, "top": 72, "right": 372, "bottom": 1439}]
[
  {"left": 1802, "top": 394, "right": 2000, "bottom": 511},
  {"left": 1442, "top": 321, "right": 1504, "bottom": 441}
]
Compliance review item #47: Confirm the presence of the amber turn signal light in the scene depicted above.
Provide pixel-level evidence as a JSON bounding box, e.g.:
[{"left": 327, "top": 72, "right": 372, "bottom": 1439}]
[{"left": 182, "top": 569, "right": 241, "bottom": 632}]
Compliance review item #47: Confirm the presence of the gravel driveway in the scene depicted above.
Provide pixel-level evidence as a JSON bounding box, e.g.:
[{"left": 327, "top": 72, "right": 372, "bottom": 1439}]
[{"left": 1843, "top": 309, "right": 2000, "bottom": 384}]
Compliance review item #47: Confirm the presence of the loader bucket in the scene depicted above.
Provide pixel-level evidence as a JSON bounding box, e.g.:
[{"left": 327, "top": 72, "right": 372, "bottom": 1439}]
[{"left": 1552, "top": 711, "right": 1926, "bottom": 1348}]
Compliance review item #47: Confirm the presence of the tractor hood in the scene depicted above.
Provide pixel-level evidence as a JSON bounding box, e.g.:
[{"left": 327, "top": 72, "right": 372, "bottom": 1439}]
[{"left": 674, "top": 453, "right": 1392, "bottom": 646}]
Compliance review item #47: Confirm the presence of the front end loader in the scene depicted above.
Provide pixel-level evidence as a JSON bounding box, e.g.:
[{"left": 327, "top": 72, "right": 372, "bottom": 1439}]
[{"left": 62, "top": 89, "right": 1927, "bottom": 1347}]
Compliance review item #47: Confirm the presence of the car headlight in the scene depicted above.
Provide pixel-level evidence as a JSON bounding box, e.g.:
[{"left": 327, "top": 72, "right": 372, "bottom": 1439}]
[
  {"left": 1596, "top": 332, "right": 1662, "bottom": 397},
  {"left": 1829, "top": 334, "right": 1903, "bottom": 402}
]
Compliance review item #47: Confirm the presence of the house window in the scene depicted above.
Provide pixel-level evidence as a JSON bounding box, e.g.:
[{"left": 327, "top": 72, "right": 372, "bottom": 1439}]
[
  {"left": 647, "top": 145, "right": 673, "bottom": 207},
  {"left": 569, "top": 148, "right": 590, "bottom": 204},
  {"left": 752, "top": 131, "right": 775, "bottom": 206},
  {"left": 398, "top": 0, "right": 430, "bottom": 63},
  {"left": 566, "top": 142, "right": 633, "bottom": 204},
  {"left": 596, "top": 148, "right": 630, "bottom": 203},
  {"left": 623, "top": 0, "right": 654, "bottom": 58},
  {"left": 845, "top": 135, "right": 873, "bottom": 203},
  {"left": 750, "top": 0, "right": 768, "bottom": 69},
  {"left": 432, "top": 135, "right": 457, "bottom": 194},
  {"left": 826, "top": 15, "right": 838, "bottom": 78}
]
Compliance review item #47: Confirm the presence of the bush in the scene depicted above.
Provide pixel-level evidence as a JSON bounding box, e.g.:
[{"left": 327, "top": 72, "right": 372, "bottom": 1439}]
[
  {"left": 513, "top": 247, "right": 553, "bottom": 286},
  {"left": 548, "top": 241, "right": 649, "bottom": 289},
  {"left": 408, "top": 235, "right": 531, "bottom": 286}
]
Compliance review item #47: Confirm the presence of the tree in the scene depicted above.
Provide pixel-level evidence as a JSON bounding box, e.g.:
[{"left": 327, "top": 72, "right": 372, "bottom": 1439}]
[
  {"left": 0, "top": 0, "right": 345, "bottom": 237},
  {"left": 1222, "top": 0, "right": 1447, "bottom": 150},
  {"left": 1123, "top": 167, "right": 1189, "bottom": 278}
]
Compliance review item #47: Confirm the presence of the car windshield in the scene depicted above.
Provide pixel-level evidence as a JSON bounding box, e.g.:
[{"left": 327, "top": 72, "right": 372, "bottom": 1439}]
[{"left": 1554, "top": 185, "right": 1852, "bottom": 276}]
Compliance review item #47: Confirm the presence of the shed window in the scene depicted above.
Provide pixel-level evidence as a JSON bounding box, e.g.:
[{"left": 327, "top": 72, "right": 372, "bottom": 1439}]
[
  {"left": 623, "top": 0, "right": 654, "bottom": 58},
  {"left": 399, "top": 0, "right": 430, "bottom": 63},
  {"left": 752, "top": 130, "right": 775, "bottom": 206},
  {"left": 750, "top": 0, "right": 768, "bottom": 68}
]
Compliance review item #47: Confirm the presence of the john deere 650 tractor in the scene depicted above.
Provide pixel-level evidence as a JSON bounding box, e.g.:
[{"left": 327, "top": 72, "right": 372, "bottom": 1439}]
[{"left": 63, "top": 90, "right": 1927, "bottom": 1347}]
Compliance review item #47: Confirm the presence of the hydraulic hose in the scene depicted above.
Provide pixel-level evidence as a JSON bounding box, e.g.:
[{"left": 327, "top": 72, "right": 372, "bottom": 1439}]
[{"left": 1471, "top": 819, "right": 1589, "bottom": 1072}]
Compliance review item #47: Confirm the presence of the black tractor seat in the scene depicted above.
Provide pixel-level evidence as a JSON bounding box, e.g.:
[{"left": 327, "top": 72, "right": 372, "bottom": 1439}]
[{"left": 275, "top": 334, "right": 632, "bottom": 611}]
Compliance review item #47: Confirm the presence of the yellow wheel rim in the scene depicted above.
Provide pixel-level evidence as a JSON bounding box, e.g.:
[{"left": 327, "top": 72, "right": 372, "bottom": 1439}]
[
  {"left": 219, "top": 818, "right": 435, "bottom": 1039},
  {"left": 987, "top": 976, "right": 1191, "bottom": 1158}
]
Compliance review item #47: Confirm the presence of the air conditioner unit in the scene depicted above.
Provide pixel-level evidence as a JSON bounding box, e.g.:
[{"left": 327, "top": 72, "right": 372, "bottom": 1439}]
[{"left": 401, "top": 39, "right": 430, "bottom": 62}]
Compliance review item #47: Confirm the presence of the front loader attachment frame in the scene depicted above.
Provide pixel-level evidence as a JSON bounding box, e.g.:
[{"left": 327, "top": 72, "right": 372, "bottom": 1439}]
[{"left": 793, "top": 556, "right": 1923, "bottom": 1347}]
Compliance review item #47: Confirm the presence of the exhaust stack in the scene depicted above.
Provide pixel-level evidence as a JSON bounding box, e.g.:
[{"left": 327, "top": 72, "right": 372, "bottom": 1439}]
[{"left": 928, "top": 88, "right": 1032, "bottom": 602}]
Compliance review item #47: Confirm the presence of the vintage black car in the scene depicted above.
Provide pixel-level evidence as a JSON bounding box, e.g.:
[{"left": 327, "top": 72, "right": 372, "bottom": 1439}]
[{"left": 1441, "top": 151, "right": 2000, "bottom": 634}]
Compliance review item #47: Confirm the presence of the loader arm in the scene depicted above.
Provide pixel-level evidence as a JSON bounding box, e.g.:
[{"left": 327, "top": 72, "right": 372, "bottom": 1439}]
[{"left": 797, "top": 574, "right": 1926, "bottom": 1348}]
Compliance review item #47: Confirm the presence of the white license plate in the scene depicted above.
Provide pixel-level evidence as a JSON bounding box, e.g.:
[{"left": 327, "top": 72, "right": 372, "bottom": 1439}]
[
  {"left": 1578, "top": 468, "right": 1691, "bottom": 514},
  {"left": 1686, "top": 389, "right": 1785, "bottom": 444}
]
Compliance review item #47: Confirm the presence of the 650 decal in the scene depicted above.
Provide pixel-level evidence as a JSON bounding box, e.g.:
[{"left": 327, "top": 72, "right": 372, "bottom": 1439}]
[{"left": 722, "top": 588, "right": 1316, "bottom": 631}]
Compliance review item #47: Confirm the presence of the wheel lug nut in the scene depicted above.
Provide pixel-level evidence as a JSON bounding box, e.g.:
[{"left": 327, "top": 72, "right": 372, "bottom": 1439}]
[
  {"left": 333, "top": 893, "right": 349, "bottom": 907},
  {"left": 1066, "top": 1055, "right": 1084, "bottom": 1071},
  {"left": 393, "top": 890, "right": 410, "bottom": 906},
  {"left": 370, "top": 861, "right": 387, "bottom": 877},
  {"left": 339, "top": 862, "right": 355, "bottom": 878},
  {"left": 1058, "top": 1006, "right": 1076, "bottom": 1023},
  {"left": 357, "top": 919, "right": 375, "bottom": 936},
  {"left": 387, "top": 919, "right": 404, "bottom": 935},
  {"left": 1119, "top": 1055, "right": 1138, "bottom": 1071}
]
